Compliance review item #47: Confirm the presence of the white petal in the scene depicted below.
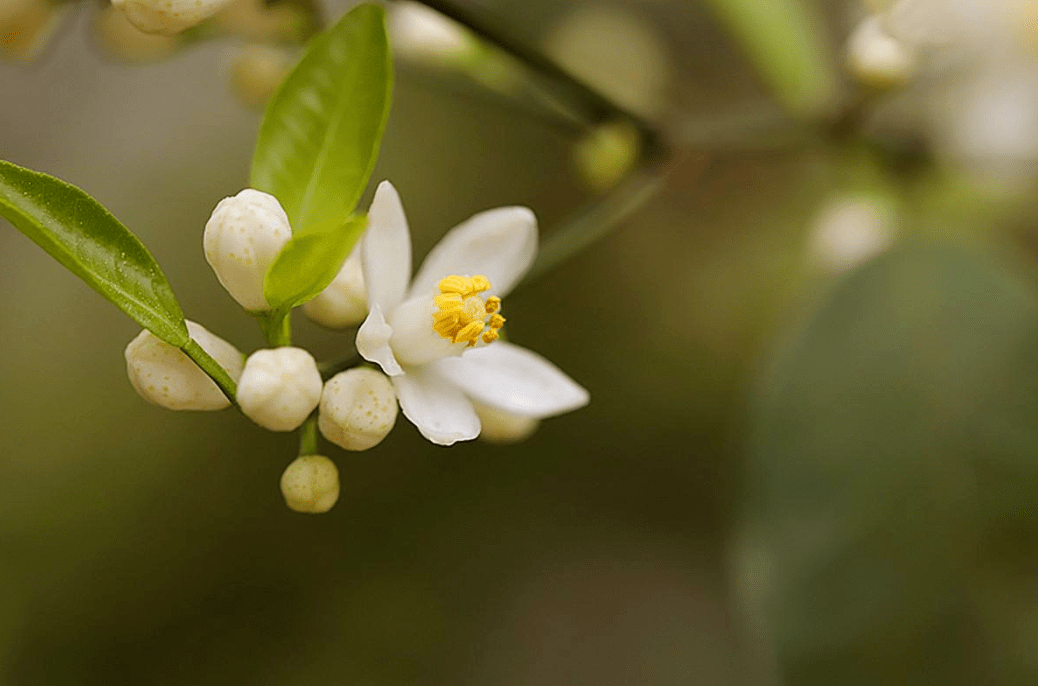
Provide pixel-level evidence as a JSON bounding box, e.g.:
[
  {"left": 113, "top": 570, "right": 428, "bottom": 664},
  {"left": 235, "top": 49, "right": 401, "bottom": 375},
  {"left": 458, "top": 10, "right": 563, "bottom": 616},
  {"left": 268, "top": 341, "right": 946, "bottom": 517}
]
[
  {"left": 388, "top": 295, "right": 469, "bottom": 367},
  {"left": 356, "top": 304, "right": 404, "bottom": 376},
  {"left": 433, "top": 341, "right": 589, "bottom": 418},
  {"left": 363, "top": 181, "right": 412, "bottom": 314},
  {"left": 408, "top": 206, "right": 537, "bottom": 300},
  {"left": 392, "top": 367, "right": 480, "bottom": 445}
]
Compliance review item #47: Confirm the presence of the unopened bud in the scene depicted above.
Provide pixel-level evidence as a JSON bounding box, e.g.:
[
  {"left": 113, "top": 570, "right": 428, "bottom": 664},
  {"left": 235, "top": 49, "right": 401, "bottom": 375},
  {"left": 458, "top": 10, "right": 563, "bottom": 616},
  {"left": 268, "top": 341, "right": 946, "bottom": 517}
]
[
  {"left": 303, "top": 246, "right": 367, "bottom": 328},
  {"left": 111, "top": 0, "right": 234, "bottom": 35},
  {"left": 280, "top": 455, "right": 339, "bottom": 513},
  {"left": 125, "top": 320, "right": 243, "bottom": 411},
  {"left": 388, "top": 1, "right": 472, "bottom": 65},
  {"left": 1, "top": 0, "right": 64, "bottom": 61},
  {"left": 318, "top": 368, "right": 397, "bottom": 451},
  {"left": 96, "top": 5, "right": 179, "bottom": 62},
  {"left": 204, "top": 188, "right": 291, "bottom": 312},
  {"left": 474, "top": 401, "right": 540, "bottom": 444},
  {"left": 237, "top": 347, "right": 322, "bottom": 431},
  {"left": 229, "top": 43, "right": 295, "bottom": 109},
  {"left": 573, "top": 121, "right": 640, "bottom": 191},
  {"left": 846, "top": 16, "right": 916, "bottom": 89}
]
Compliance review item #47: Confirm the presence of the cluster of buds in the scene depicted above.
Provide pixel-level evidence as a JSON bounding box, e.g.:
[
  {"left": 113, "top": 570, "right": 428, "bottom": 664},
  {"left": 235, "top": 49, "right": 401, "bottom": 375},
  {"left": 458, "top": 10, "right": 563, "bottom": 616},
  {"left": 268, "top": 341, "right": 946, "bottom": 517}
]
[{"left": 124, "top": 187, "right": 560, "bottom": 514}]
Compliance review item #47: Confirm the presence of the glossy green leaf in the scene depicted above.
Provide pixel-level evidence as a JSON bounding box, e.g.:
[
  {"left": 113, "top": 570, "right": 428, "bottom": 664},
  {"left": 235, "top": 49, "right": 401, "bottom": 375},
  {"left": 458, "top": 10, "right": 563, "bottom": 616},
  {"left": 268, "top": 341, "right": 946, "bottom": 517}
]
[
  {"left": 250, "top": 3, "right": 392, "bottom": 236},
  {"left": 739, "top": 243, "right": 1038, "bottom": 686},
  {"left": 263, "top": 215, "right": 367, "bottom": 317},
  {"left": 0, "top": 159, "right": 188, "bottom": 346},
  {"left": 700, "top": 0, "right": 835, "bottom": 117}
]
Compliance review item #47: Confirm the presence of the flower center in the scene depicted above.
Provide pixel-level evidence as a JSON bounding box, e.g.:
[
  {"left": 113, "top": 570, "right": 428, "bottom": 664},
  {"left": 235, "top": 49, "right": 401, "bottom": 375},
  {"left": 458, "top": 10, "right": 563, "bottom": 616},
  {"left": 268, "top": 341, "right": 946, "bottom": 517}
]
[{"left": 432, "top": 274, "right": 505, "bottom": 346}]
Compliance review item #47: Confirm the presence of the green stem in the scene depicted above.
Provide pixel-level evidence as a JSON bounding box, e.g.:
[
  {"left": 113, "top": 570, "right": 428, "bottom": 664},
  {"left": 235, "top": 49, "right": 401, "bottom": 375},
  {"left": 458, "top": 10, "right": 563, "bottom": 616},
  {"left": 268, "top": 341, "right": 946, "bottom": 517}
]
[
  {"left": 182, "top": 338, "right": 238, "bottom": 407},
  {"left": 259, "top": 310, "right": 293, "bottom": 347},
  {"left": 318, "top": 352, "right": 362, "bottom": 379},
  {"left": 298, "top": 413, "right": 319, "bottom": 456}
]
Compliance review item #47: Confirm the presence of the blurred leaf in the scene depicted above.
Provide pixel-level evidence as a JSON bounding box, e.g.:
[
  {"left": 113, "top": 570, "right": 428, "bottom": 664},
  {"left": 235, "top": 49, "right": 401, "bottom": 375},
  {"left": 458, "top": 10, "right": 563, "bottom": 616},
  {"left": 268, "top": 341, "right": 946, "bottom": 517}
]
[
  {"left": 250, "top": 3, "right": 392, "bottom": 236},
  {"left": 699, "top": 0, "right": 835, "bottom": 117},
  {"left": 741, "top": 243, "right": 1038, "bottom": 686},
  {"left": 0, "top": 159, "right": 188, "bottom": 346},
  {"left": 263, "top": 215, "right": 367, "bottom": 317}
]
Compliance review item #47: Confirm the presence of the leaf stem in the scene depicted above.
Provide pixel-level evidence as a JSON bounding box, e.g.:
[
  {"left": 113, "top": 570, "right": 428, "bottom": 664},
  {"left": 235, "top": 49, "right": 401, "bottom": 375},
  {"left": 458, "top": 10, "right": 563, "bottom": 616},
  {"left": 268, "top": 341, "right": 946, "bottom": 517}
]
[{"left": 182, "top": 338, "right": 239, "bottom": 407}]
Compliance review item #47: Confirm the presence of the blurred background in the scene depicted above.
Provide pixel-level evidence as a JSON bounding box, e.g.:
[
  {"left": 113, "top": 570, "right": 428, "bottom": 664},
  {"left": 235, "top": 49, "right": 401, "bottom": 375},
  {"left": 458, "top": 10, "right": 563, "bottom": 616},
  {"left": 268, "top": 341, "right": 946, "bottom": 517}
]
[{"left": 4, "top": 0, "right": 1038, "bottom": 684}]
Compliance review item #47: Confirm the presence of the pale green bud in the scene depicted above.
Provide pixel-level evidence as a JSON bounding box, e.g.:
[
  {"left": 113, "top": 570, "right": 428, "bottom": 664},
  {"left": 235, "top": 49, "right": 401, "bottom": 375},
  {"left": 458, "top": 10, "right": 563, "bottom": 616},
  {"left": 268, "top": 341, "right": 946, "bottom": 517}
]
[
  {"left": 318, "top": 368, "right": 397, "bottom": 451},
  {"left": 203, "top": 188, "right": 291, "bottom": 312},
  {"left": 237, "top": 347, "right": 322, "bottom": 432},
  {"left": 125, "top": 320, "right": 243, "bottom": 411},
  {"left": 280, "top": 455, "right": 339, "bottom": 514}
]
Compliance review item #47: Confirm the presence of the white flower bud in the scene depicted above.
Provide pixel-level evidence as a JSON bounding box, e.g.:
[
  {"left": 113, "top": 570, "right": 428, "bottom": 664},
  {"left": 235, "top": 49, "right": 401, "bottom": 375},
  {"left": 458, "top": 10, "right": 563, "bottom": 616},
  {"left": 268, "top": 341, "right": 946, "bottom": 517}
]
[
  {"left": 96, "top": 5, "right": 179, "bottom": 62},
  {"left": 846, "top": 16, "right": 917, "bottom": 90},
  {"left": 229, "top": 44, "right": 295, "bottom": 109},
  {"left": 302, "top": 246, "right": 367, "bottom": 328},
  {"left": 388, "top": 1, "right": 473, "bottom": 65},
  {"left": 280, "top": 455, "right": 339, "bottom": 513},
  {"left": 318, "top": 368, "right": 398, "bottom": 451},
  {"left": 125, "top": 320, "right": 243, "bottom": 411},
  {"left": 203, "top": 188, "right": 291, "bottom": 312},
  {"left": 808, "top": 195, "right": 895, "bottom": 274},
  {"left": 237, "top": 347, "right": 322, "bottom": 432},
  {"left": 473, "top": 401, "right": 540, "bottom": 444},
  {"left": 111, "top": 0, "right": 234, "bottom": 36}
]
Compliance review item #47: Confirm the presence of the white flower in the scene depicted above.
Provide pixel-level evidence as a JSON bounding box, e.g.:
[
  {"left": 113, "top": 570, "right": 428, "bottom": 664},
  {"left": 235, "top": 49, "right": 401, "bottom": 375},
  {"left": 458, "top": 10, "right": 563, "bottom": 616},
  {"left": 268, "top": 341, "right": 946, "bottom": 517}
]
[
  {"left": 318, "top": 368, "right": 398, "bottom": 451},
  {"left": 303, "top": 245, "right": 368, "bottom": 328},
  {"left": 236, "top": 347, "right": 322, "bottom": 431},
  {"left": 280, "top": 455, "right": 339, "bottom": 513},
  {"left": 355, "top": 181, "right": 590, "bottom": 446},
  {"left": 112, "top": 0, "right": 234, "bottom": 36},
  {"left": 203, "top": 188, "right": 291, "bottom": 312},
  {"left": 125, "top": 320, "right": 243, "bottom": 411}
]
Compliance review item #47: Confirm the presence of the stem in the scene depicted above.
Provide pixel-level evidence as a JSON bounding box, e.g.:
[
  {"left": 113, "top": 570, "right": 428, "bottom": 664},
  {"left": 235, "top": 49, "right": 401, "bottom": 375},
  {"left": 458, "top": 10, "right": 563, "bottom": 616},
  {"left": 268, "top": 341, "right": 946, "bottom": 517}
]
[
  {"left": 298, "top": 413, "right": 319, "bottom": 456},
  {"left": 182, "top": 338, "right": 238, "bottom": 407},
  {"left": 258, "top": 310, "right": 292, "bottom": 347},
  {"left": 415, "top": 0, "right": 666, "bottom": 156},
  {"left": 318, "top": 352, "right": 362, "bottom": 379},
  {"left": 526, "top": 161, "right": 671, "bottom": 283}
]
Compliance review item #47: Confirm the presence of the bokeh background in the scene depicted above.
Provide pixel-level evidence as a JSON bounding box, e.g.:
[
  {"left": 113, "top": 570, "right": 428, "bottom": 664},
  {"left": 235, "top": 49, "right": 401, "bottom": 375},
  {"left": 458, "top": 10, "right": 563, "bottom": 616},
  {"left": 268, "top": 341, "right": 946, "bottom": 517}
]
[{"left": 4, "top": 0, "right": 1038, "bottom": 684}]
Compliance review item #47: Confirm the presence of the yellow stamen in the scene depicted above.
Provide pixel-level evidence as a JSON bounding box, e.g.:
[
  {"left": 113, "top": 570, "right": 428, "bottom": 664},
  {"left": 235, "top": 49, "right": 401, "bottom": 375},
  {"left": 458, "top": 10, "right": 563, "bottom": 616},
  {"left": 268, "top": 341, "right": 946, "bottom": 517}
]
[{"left": 433, "top": 274, "right": 506, "bottom": 347}]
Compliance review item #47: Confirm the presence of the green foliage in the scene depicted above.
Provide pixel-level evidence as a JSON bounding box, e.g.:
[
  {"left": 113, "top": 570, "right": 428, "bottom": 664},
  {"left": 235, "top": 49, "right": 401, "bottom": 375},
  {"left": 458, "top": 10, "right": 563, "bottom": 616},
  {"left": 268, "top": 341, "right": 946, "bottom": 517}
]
[
  {"left": 263, "top": 215, "right": 367, "bottom": 319},
  {"left": 0, "top": 159, "right": 188, "bottom": 346},
  {"left": 700, "top": 0, "right": 835, "bottom": 117},
  {"left": 250, "top": 3, "right": 392, "bottom": 237},
  {"left": 741, "top": 243, "right": 1038, "bottom": 685}
]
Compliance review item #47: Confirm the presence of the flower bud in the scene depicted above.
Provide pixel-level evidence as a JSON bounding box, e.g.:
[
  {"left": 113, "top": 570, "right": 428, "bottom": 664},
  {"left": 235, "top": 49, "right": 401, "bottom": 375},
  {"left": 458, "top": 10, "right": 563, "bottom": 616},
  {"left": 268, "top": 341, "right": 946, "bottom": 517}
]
[
  {"left": 229, "top": 43, "right": 295, "bottom": 109},
  {"left": 318, "top": 368, "right": 398, "bottom": 451},
  {"left": 237, "top": 347, "right": 322, "bottom": 431},
  {"left": 303, "top": 246, "right": 367, "bottom": 328},
  {"left": 473, "top": 401, "right": 540, "bottom": 444},
  {"left": 111, "top": 0, "right": 234, "bottom": 36},
  {"left": 846, "top": 16, "right": 916, "bottom": 90},
  {"left": 96, "top": 5, "right": 179, "bottom": 62},
  {"left": 203, "top": 188, "right": 291, "bottom": 312},
  {"left": 1, "top": 0, "right": 64, "bottom": 61},
  {"left": 280, "top": 455, "right": 339, "bottom": 513},
  {"left": 388, "top": 1, "right": 473, "bottom": 65},
  {"left": 125, "top": 320, "right": 243, "bottom": 411}
]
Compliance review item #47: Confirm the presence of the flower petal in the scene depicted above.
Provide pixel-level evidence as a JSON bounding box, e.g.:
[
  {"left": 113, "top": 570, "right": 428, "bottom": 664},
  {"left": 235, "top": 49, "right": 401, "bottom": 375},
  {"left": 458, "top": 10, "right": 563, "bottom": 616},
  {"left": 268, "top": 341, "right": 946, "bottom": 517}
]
[
  {"left": 408, "top": 206, "right": 537, "bottom": 300},
  {"left": 363, "top": 181, "right": 412, "bottom": 314},
  {"left": 356, "top": 304, "right": 404, "bottom": 376},
  {"left": 388, "top": 294, "right": 469, "bottom": 367},
  {"left": 433, "top": 341, "right": 589, "bottom": 418},
  {"left": 393, "top": 367, "right": 480, "bottom": 445}
]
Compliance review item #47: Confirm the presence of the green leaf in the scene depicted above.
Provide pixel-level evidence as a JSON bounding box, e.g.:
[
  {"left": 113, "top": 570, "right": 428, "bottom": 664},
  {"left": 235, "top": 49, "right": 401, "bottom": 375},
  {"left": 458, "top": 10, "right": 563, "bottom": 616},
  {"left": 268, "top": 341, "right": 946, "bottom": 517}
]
[
  {"left": 250, "top": 3, "right": 392, "bottom": 236},
  {"left": 738, "top": 243, "right": 1038, "bottom": 686},
  {"left": 0, "top": 159, "right": 188, "bottom": 346},
  {"left": 263, "top": 215, "right": 367, "bottom": 317},
  {"left": 699, "top": 0, "right": 835, "bottom": 117}
]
